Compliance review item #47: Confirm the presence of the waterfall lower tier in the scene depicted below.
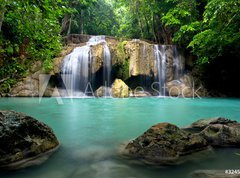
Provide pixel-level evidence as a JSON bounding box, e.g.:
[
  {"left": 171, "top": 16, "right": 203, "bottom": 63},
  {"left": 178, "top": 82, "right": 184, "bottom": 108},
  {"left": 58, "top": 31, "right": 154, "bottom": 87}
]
[{"left": 61, "top": 36, "right": 112, "bottom": 97}]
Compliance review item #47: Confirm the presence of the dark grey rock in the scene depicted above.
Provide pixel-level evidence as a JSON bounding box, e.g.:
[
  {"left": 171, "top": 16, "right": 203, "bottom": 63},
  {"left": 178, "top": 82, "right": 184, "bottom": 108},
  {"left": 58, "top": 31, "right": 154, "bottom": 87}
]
[
  {"left": 0, "top": 110, "right": 59, "bottom": 170},
  {"left": 121, "top": 123, "right": 209, "bottom": 165},
  {"left": 187, "top": 117, "right": 240, "bottom": 147}
]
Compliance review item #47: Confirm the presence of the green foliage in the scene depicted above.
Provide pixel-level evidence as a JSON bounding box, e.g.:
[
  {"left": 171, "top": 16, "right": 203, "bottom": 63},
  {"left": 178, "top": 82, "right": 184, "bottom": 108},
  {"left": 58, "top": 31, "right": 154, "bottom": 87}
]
[
  {"left": 0, "top": 0, "right": 67, "bottom": 93},
  {"left": 81, "top": 0, "right": 119, "bottom": 36},
  {"left": 0, "top": 0, "right": 239, "bottom": 95},
  {"left": 0, "top": 57, "right": 27, "bottom": 94},
  {"left": 3, "top": 1, "right": 64, "bottom": 65},
  {"left": 173, "top": 21, "right": 202, "bottom": 44},
  {"left": 113, "top": 58, "right": 129, "bottom": 81},
  {"left": 183, "top": 0, "right": 240, "bottom": 64},
  {"left": 113, "top": 39, "right": 129, "bottom": 82},
  {"left": 117, "top": 40, "right": 127, "bottom": 58},
  {"left": 61, "top": 0, "right": 119, "bottom": 36}
]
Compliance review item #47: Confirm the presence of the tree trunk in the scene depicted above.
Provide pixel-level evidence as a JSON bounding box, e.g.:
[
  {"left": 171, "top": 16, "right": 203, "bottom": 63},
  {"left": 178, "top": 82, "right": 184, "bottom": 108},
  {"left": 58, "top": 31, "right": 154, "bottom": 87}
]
[
  {"left": 0, "top": 4, "right": 6, "bottom": 32},
  {"left": 144, "top": 15, "right": 150, "bottom": 37},
  {"left": 155, "top": 15, "right": 173, "bottom": 44},
  {"left": 138, "top": 17, "right": 144, "bottom": 38},
  {"left": 80, "top": 10, "right": 84, "bottom": 34},
  {"left": 67, "top": 15, "right": 72, "bottom": 35},
  {"left": 60, "top": 14, "right": 71, "bottom": 35}
]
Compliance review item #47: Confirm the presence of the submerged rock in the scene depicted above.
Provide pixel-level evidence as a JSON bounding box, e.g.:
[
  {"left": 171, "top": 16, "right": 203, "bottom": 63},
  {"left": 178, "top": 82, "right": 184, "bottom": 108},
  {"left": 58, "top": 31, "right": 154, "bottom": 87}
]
[
  {"left": 0, "top": 110, "right": 59, "bottom": 170},
  {"left": 112, "top": 79, "right": 129, "bottom": 98},
  {"left": 121, "top": 123, "right": 209, "bottom": 165}
]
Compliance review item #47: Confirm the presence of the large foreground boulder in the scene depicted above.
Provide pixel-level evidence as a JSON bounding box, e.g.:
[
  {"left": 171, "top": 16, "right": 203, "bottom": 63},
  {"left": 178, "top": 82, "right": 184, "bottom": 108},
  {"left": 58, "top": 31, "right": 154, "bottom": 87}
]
[
  {"left": 121, "top": 123, "right": 209, "bottom": 165},
  {"left": 121, "top": 117, "right": 240, "bottom": 166},
  {"left": 0, "top": 110, "right": 59, "bottom": 170}
]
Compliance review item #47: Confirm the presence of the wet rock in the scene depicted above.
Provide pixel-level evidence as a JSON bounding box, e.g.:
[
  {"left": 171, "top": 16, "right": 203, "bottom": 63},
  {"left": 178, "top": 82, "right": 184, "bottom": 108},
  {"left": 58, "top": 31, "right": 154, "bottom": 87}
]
[
  {"left": 190, "top": 117, "right": 238, "bottom": 130},
  {"left": 201, "top": 124, "right": 240, "bottom": 147},
  {"left": 63, "top": 34, "right": 91, "bottom": 45},
  {"left": 0, "top": 110, "right": 59, "bottom": 170},
  {"left": 186, "top": 117, "right": 240, "bottom": 147},
  {"left": 166, "top": 80, "right": 193, "bottom": 97},
  {"left": 166, "top": 74, "right": 207, "bottom": 98},
  {"left": 95, "top": 86, "right": 112, "bottom": 97},
  {"left": 166, "top": 74, "right": 194, "bottom": 97},
  {"left": 112, "top": 79, "right": 129, "bottom": 98},
  {"left": 130, "top": 90, "right": 152, "bottom": 97},
  {"left": 121, "top": 123, "right": 209, "bottom": 165},
  {"left": 91, "top": 43, "right": 105, "bottom": 74}
]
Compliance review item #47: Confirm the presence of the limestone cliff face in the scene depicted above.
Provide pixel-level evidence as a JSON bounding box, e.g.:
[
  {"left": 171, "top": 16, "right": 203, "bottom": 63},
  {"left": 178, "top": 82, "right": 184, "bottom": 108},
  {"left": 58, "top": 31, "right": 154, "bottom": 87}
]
[
  {"left": 91, "top": 43, "right": 104, "bottom": 74},
  {"left": 10, "top": 61, "right": 42, "bottom": 97},
  {"left": 165, "top": 46, "right": 174, "bottom": 82},
  {"left": 9, "top": 34, "right": 203, "bottom": 97},
  {"left": 124, "top": 41, "right": 183, "bottom": 82},
  {"left": 125, "top": 40, "right": 155, "bottom": 78}
]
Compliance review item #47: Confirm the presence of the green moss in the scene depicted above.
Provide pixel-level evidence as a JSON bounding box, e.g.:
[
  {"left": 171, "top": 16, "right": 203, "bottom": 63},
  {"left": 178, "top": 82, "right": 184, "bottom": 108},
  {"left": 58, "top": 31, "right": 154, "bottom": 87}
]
[
  {"left": 112, "top": 57, "right": 129, "bottom": 81},
  {"left": 117, "top": 40, "right": 128, "bottom": 60}
]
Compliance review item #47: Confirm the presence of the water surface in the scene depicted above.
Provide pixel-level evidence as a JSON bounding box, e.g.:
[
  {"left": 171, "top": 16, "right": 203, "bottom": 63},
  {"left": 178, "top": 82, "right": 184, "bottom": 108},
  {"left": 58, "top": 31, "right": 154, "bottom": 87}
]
[{"left": 0, "top": 98, "right": 240, "bottom": 178}]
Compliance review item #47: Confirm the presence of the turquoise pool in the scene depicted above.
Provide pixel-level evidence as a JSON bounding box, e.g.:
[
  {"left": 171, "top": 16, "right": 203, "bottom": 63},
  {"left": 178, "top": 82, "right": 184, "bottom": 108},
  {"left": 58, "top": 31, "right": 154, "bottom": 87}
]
[{"left": 0, "top": 98, "right": 240, "bottom": 178}]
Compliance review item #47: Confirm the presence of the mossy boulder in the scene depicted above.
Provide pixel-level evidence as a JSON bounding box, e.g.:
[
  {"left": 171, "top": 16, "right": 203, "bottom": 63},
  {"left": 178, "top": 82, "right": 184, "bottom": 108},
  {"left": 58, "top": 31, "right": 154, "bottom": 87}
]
[
  {"left": 112, "top": 79, "right": 129, "bottom": 98},
  {"left": 121, "top": 123, "right": 209, "bottom": 165},
  {"left": 0, "top": 110, "right": 59, "bottom": 170}
]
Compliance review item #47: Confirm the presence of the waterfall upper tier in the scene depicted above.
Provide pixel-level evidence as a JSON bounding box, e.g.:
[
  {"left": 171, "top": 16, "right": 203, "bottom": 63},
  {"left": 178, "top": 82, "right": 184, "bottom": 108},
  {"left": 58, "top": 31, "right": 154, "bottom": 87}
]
[{"left": 61, "top": 36, "right": 112, "bottom": 97}]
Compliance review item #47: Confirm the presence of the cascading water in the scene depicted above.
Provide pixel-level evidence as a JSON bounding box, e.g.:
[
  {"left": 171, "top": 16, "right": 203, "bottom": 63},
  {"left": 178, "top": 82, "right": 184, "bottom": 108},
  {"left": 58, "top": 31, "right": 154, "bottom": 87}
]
[
  {"left": 103, "top": 44, "right": 112, "bottom": 96},
  {"left": 173, "top": 46, "right": 184, "bottom": 80},
  {"left": 154, "top": 45, "right": 184, "bottom": 96},
  {"left": 61, "top": 36, "right": 112, "bottom": 97},
  {"left": 61, "top": 46, "right": 91, "bottom": 97},
  {"left": 154, "top": 45, "right": 167, "bottom": 96}
]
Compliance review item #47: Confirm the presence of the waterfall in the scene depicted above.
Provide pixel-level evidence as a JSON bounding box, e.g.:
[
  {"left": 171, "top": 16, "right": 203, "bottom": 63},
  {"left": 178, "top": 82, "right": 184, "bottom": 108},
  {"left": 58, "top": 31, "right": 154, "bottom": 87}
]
[
  {"left": 154, "top": 45, "right": 167, "bottom": 96},
  {"left": 173, "top": 46, "right": 184, "bottom": 80},
  {"left": 154, "top": 45, "right": 184, "bottom": 96},
  {"left": 103, "top": 44, "right": 112, "bottom": 96},
  {"left": 61, "top": 46, "right": 91, "bottom": 97},
  {"left": 61, "top": 36, "right": 111, "bottom": 97}
]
